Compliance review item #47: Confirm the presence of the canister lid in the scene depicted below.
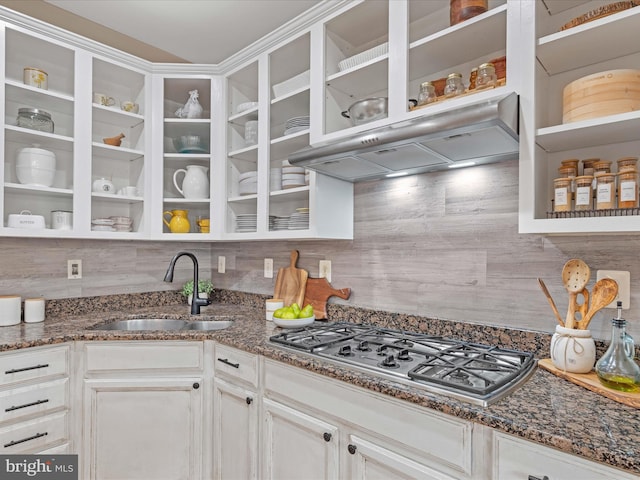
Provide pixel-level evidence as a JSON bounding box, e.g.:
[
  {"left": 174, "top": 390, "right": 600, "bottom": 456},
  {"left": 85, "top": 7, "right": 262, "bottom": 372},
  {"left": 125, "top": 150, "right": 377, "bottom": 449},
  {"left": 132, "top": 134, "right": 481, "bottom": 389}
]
[{"left": 18, "top": 107, "right": 52, "bottom": 119}]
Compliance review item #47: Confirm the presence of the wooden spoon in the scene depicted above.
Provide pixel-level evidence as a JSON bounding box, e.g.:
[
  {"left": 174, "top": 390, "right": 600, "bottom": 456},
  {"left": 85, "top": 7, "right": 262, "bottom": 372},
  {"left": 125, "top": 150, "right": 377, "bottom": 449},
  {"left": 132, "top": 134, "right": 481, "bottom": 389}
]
[
  {"left": 576, "top": 278, "right": 619, "bottom": 330},
  {"left": 537, "top": 278, "right": 564, "bottom": 326},
  {"left": 561, "top": 258, "right": 590, "bottom": 329}
]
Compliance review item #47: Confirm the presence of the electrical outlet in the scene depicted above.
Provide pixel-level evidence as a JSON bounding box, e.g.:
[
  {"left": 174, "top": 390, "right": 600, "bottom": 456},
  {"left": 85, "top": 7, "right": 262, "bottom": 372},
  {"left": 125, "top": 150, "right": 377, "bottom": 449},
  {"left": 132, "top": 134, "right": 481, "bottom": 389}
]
[
  {"left": 264, "top": 258, "right": 273, "bottom": 278},
  {"left": 319, "top": 260, "right": 331, "bottom": 283},
  {"left": 597, "top": 270, "right": 630, "bottom": 309},
  {"left": 218, "top": 256, "right": 226, "bottom": 274},
  {"left": 68, "top": 259, "right": 82, "bottom": 279}
]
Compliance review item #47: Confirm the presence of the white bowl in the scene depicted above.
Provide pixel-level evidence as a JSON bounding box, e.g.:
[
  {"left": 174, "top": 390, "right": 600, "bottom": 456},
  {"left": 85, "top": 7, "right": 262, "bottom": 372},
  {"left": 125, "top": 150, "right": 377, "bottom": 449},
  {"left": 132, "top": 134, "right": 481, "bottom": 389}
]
[
  {"left": 273, "top": 315, "right": 315, "bottom": 329},
  {"left": 16, "top": 166, "right": 55, "bottom": 187},
  {"left": 17, "top": 146, "right": 56, "bottom": 170}
]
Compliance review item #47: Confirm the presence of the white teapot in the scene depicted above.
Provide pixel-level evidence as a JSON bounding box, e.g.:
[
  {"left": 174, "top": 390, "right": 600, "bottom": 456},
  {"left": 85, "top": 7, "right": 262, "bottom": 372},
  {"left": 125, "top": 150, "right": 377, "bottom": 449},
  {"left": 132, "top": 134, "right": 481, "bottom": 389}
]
[{"left": 92, "top": 177, "right": 114, "bottom": 193}]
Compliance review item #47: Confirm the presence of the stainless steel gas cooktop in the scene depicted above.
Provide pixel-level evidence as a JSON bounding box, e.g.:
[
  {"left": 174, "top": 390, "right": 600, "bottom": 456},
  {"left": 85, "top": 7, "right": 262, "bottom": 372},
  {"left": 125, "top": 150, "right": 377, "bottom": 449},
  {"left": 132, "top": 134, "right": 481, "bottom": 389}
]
[{"left": 269, "top": 322, "right": 536, "bottom": 406}]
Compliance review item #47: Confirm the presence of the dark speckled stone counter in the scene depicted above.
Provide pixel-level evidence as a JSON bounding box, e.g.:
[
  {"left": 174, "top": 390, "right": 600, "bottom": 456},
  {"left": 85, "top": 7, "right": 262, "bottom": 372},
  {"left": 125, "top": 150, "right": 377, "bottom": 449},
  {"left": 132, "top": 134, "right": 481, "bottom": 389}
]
[{"left": 1, "top": 290, "right": 639, "bottom": 476}]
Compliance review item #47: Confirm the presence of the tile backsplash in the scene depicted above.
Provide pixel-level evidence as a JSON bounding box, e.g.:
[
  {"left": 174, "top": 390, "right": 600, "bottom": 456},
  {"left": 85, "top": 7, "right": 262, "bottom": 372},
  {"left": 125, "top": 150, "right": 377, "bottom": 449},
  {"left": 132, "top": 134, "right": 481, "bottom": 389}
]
[{"left": 1, "top": 160, "right": 639, "bottom": 340}]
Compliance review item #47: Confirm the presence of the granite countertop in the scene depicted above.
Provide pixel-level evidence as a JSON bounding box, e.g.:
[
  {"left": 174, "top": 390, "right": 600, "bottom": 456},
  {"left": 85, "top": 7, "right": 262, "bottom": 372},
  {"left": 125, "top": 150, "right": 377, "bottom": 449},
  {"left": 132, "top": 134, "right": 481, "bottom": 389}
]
[{"left": 1, "top": 293, "right": 638, "bottom": 475}]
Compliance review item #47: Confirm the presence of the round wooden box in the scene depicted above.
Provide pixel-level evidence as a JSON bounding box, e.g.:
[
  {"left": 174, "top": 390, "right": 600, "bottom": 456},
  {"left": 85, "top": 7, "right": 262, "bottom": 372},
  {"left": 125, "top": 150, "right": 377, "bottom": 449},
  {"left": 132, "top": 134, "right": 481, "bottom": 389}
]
[{"left": 562, "top": 69, "right": 640, "bottom": 123}]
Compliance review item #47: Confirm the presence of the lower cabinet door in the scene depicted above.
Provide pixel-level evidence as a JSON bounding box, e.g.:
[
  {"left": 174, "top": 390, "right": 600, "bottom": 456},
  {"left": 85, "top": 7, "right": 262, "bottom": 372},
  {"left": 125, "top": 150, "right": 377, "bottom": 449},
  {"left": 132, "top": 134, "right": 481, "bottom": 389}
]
[
  {"left": 262, "top": 398, "right": 339, "bottom": 480},
  {"left": 82, "top": 377, "right": 203, "bottom": 480},
  {"left": 213, "top": 378, "right": 258, "bottom": 480},
  {"left": 347, "top": 434, "right": 460, "bottom": 480}
]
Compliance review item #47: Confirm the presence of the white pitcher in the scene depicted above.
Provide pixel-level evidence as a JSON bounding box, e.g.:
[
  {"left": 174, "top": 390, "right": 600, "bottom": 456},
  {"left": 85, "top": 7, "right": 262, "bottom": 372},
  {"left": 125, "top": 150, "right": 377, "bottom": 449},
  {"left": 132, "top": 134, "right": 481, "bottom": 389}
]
[{"left": 173, "top": 165, "right": 209, "bottom": 199}]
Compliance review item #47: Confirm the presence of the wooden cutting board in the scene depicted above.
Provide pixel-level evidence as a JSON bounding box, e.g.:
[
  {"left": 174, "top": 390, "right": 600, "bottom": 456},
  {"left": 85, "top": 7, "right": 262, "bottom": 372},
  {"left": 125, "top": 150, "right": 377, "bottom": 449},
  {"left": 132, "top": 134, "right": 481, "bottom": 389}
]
[
  {"left": 273, "top": 250, "right": 308, "bottom": 308},
  {"left": 303, "top": 277, "right": 351, "bottom": 319},
  {"left": 538, "top": 358, "right": 640, "bottom": 408}
]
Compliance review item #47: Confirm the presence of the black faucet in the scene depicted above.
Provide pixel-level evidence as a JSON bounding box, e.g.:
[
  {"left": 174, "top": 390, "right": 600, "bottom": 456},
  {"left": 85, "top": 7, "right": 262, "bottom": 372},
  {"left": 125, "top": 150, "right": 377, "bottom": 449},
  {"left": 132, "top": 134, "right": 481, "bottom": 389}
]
[{"left": 163, "top": 251, "right": 211, "bottom": 314}]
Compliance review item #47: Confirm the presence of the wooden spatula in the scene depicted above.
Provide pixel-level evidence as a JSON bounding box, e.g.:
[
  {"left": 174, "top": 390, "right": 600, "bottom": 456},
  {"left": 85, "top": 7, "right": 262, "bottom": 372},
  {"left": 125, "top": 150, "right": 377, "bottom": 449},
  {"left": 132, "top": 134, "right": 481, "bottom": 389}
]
[{"left": 273, "top": 250, "right": 308, "bottom": 307}]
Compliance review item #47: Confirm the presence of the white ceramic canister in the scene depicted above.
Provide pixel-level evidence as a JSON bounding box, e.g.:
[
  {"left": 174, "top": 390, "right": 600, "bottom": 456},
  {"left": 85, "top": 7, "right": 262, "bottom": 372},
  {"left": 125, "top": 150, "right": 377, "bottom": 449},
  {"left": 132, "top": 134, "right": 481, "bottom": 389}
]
[
  {"left": 550, "top": 325, "right": 596, "bottom": 373},
  {"left": 266, "top": 298, "right": 284, "bottom": 321},
  {"left": 51, "top": 210, "right": 73, "bottom": 230},
  {"left": 0, "top": 295, "right": 21, "bottom": 326},
  {"left": 16, "top": 145, "right": 56, "bottom": 187},
  {"left": 173, "top": 165, "right": 209, "bottom": 199},
  {"left": 24, "top": 297, "right": 45, "bottom": 323}
]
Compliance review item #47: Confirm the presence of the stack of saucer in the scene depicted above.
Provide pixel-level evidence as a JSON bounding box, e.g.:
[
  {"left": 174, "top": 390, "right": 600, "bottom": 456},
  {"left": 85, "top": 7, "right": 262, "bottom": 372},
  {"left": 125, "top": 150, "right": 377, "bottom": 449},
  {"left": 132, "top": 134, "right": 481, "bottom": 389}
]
[
  {"left": 236, "top": 213, "right": 257, "bottom": 232},
  {"left": 92, "top": 217, "right": 115, "bottom": 232},
  {"left": 271, "top": 216, "right": 290, "bottom": 231},
  {"left": 238, "top": 171, "right": 257, "bottom": 195},
  {"left": 284, "top": 116, "right": 310, "bottom": 136},
  {"left": 110, "top": 216, "right": 132, "bottom": 232},
  {"left": 282, "top": 164, "right": 306, "bottom": 189},
  {"left": 288, "top": 208, "right": 309, "bottom": 230},
  {"left": 270, "top": 167, "right": 282, "bottom": 191}
]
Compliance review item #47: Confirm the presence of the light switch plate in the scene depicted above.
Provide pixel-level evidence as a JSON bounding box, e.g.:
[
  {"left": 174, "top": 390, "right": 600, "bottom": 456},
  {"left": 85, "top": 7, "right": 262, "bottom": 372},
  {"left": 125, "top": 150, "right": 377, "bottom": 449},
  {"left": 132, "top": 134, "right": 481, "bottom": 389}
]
[
  {"left": 596, "top": 270, "right": 630, "bottom": 309},
  {"left": 264, "top": 258, "right": 273, "bottom": 278},
  {"left": 68, "top": 259, "right": 82, "bottom": 279},
  {"left": 218, "top": 256, "right": 226, "bottom": 274}
]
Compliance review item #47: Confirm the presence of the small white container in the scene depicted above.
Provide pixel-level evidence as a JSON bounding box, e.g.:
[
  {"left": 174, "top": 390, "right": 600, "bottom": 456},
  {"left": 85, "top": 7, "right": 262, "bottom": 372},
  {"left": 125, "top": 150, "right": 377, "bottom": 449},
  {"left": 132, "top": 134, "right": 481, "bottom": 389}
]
[
  {"left": 23, "top": 67, "right": 48, "bottom": 89},
  {"left": 24, "top": 298, "right": 45, "bottom": 323},
  {"left": 0, "top": 295, "right": 21, "bottom": 326},
  {"left": 550, "top": 325, "right": 596, "bottom": 373},
  {"left": 266, "top": 299, "right": 284, "bottom": 321}
]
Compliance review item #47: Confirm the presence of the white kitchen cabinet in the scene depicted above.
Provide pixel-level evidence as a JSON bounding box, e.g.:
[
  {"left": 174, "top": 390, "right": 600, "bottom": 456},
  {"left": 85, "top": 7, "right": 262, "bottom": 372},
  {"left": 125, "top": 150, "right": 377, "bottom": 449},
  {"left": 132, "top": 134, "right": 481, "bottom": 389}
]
[
  {"left": 492, "top": 430, "right": 639, "bottom": 480},
  {"left": 80, "top": 341, "right": 206, "bottom": 479},
  {"left": 519, "top": 0, "right": 640, "bottom": 234},
  {"left": 212, "top": 344, "right": 260, "bottom": 480},
  {"left": 263, "top": 359, "right": 480, "bottom": 480},
  {"left": 0, "top": 345, "right": 71, "bottom": 454}
]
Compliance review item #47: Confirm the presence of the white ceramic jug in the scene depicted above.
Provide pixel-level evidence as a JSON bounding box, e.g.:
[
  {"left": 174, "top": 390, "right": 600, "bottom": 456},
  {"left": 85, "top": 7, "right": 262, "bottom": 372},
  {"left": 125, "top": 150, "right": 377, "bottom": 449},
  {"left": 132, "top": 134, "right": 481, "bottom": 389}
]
[{"left": 173, "top": 165, "right": 209, "bottom": 199}]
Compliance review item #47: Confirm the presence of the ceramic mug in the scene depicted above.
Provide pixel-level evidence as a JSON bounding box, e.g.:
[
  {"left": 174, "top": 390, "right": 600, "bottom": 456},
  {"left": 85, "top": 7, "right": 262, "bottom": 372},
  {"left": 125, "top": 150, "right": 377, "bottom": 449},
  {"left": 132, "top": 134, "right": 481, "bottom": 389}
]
[
  {"left": 51, "top": 210, "right": 72, "bottom": 230},
  {"left": 550, "top": 325, "right": 596, "bottom": 373},
  {"left": 93, "top": 93, "right": 116, "bottom": 106},
  {"left": 120, "top": 101, "right": 139, "bottom": 114}
]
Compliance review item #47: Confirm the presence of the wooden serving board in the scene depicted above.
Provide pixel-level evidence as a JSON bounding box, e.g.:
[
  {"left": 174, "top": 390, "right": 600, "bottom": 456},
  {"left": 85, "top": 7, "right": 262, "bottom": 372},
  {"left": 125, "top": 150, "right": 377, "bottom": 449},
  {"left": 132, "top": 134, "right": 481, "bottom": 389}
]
[
  {"left": 273, "top": 250, "right": 308, "bottom": 308},
  {"left": 538, "top": 358, "right": 640, "bottom": 408},
  {"left": 303, "top": 277, "right": 351, "bottom": 319}
]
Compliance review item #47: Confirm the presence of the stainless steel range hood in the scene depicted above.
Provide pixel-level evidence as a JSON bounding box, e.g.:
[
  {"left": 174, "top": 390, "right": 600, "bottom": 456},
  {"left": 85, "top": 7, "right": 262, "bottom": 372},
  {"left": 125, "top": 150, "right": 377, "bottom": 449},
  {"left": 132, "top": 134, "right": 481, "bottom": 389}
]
[{"left": 289, "top": 92, "right": 519, "bottom": 182}]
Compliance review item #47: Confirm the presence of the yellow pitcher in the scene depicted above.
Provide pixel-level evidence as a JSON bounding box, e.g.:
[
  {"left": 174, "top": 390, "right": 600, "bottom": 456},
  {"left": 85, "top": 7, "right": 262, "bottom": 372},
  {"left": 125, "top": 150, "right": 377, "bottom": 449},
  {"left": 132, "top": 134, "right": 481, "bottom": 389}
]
[{"left": 163, "top": 209, "right": 190, "bottom": 233}]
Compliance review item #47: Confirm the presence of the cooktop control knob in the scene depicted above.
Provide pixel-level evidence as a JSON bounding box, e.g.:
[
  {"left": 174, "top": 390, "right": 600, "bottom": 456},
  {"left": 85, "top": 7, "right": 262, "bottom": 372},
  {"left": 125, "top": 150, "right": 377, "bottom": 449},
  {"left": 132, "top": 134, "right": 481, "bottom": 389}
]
[
  {"left": 338, "top": 345, "right": 353, "bottom": 356},
  {"left": 357, "top": 340, "right": 371, "bottom": 351},
  {"left": 397, "top": 349, "right": 411, "bottom": 361},
  {"left": 381, "top": 354, "right": 398, "bottom": 368},
  {"left": 376, "top": 345, "right": 388, "bottom": 355}
]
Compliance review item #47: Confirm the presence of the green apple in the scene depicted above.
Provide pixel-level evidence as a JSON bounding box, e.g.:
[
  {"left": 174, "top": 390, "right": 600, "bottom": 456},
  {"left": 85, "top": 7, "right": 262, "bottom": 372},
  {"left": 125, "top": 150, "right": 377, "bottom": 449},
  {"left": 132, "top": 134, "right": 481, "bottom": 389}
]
[
  {"left": 272, "top": 307, "right": 286, "bottom": 319},
  {"left": 299, "top": 304, "right": 314, "bottom": 318}
]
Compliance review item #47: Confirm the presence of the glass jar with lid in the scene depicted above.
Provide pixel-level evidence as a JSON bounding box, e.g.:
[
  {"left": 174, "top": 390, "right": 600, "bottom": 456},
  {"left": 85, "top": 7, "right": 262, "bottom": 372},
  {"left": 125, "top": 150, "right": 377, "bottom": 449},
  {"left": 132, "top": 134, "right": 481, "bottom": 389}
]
[
  {"left": 16, "top": 108, "right": 54, "bottom": 133},
  {"left": 594, "top": 160, "right": 612, "bottom": 174},
  {"left": 582, "top": 158, "right": 599, "bottom": 176},
  {"left": 553, "top": 177, "right": 572, "bottom": 212},
  {"left": 595, "top": 172, "right": 616, "bottom": 209},
  {"left": 618, "top": 171, "right": 638, "bottom": 208},
  {"left": 476, "top": 62, "right": 497, "bottom": 90},
  {"left": 468, "top": 67, "right": 478, "bottom": 90},
  {"left": 417, "top": 81, "right": 437, "bottom": 106},
  {"left": 574, "top": 175, "right": 594, "bottom": 211},
  {"left": 444, "top": 73, "right": 465, "bottom": 98},
  {"left": 617, "top": 156, "right": 638, "bottom": 173}
]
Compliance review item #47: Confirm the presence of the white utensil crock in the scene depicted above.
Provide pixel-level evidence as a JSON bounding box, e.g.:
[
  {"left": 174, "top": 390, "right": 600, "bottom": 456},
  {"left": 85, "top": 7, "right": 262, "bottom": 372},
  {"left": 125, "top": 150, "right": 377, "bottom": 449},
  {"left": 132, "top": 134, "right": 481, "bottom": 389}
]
[
  {"left": 173, "top": 165, "right": 209, "bottom": 199},
  {"left": 550, "top": 325, "right": 596, "bottom": 373}
]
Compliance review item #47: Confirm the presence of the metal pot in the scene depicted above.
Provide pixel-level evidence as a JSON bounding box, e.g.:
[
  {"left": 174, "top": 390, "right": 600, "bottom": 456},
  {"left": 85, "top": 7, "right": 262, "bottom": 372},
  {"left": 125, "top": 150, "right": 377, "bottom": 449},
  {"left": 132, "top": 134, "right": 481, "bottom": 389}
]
[{"left": 341, "top": 97, "right": 418, "bottom": 126}]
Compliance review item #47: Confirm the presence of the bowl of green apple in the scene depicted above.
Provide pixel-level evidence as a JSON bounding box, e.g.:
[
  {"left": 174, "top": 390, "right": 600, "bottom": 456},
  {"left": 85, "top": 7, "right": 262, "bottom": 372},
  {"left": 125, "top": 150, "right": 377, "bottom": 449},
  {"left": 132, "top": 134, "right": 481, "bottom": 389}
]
[{"left": 272, "top": 303, "right": 315, "bottom": 328}]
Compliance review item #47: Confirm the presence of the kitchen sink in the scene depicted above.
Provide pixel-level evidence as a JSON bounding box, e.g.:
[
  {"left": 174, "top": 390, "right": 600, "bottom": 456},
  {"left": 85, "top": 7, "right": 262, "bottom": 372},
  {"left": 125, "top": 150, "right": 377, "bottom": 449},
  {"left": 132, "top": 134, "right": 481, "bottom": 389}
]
[{"left": 91, "top": 318, "right": 234, "bottom": 331}]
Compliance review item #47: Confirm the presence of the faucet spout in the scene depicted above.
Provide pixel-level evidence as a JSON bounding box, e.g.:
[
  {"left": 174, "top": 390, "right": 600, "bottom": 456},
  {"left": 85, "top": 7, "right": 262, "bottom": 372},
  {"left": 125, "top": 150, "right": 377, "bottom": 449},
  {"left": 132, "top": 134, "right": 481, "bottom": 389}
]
[{"left": 163, "top": 251, "right": 211, "bottom": 314}]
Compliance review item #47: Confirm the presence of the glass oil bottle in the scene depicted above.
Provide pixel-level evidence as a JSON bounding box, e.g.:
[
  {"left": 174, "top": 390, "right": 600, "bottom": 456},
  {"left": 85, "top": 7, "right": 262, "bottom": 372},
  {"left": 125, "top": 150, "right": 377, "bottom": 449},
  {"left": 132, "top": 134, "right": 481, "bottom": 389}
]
[{"left": 595, "top": 301, "right": 640, "bottom": 392}]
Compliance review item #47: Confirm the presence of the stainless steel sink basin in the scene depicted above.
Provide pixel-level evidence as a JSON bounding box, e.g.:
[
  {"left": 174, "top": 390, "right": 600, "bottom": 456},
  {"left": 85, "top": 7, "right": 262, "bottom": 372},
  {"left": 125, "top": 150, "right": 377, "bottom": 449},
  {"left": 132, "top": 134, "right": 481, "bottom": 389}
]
[{"left": 92, "top": 318, "right": 233, "bottom": 331}]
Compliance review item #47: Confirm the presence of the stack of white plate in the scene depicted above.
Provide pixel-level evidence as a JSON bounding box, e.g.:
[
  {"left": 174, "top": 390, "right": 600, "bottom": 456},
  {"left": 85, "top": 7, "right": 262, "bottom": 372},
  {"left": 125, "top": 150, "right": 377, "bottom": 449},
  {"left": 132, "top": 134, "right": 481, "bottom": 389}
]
[
  {"left": 284, "top": 116, "right": 310, "bottom": 136},
  {"left": 271, "top": 216, "right": 290, "bottom": 231},
  {"left": 288, "top": 208, "right": 309, "bottom": 230},
  {"left": 270, "top": 167, "right": 282, "bottom": 191},
  {"left": 92, "top": 217, "right": 115, "bottom": 232},
  {"left": 236, "top": 213, "right": 257, "bottom": 232},
  {"left": 110, "top": 216, "right": 132, "bottom": 232},
  {"left": 282, "top": 165, "right": 306, "bottom": 189},
  {"left": 238, "top": 171, "right": 257, "bottom": 195}
]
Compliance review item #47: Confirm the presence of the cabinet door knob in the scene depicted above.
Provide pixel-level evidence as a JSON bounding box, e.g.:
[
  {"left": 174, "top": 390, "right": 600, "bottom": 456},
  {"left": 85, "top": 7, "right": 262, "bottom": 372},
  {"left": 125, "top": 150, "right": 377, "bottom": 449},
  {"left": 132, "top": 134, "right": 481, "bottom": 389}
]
[
  {"left": 246, "top": 397, "right": 253, "bottom": 405},
  {"left": 193, "top": 382, "right": 200, "bottom": 389},
  {"left": 323, "top": 432, "right": 332, "bottom": 442},
  {"left": 347, "top": 444, "right": 357, "bottom": 455}
]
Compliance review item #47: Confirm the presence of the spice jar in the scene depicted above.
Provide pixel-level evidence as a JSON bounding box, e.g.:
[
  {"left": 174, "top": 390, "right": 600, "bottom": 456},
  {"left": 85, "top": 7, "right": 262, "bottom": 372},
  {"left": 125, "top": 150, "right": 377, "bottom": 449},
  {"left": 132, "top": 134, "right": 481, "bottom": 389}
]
[
  {"left": 450, "top": 0, "right": 488, "bottom": 26},
  {"left": 444, "top": 73, "right": 465, "bottom": 98},
  {"left": 618, "top": 171, "right": 638, "bottom": 208},
  {"left": 594, "top": 160, "right": 612, "bottom": 174},
  {"left": 617, "top": 156, "right": 638, "bottom": 173},
  {"left": 476, "top": 62, "right": 497, "bottom": 89},
  {"left": 553, "top": 177, "right": 572, "bottom": 212},
  {"left": 582, "top": 158, "right": 598, "bottom": 176},
  {"left": 558, "top": 165, "right": 577, "bottom": 178},
  {"left": 574, "top": 175, "right": 594, "bottom": 211},
  {"left": 595, "top": 172, "right": 616, "bottom": 209},
  {"left": 16, "top": 107, "right": 54, "bottom": 133},
  {"left": 417, "top": 81, "right": 437, "bottom": 106},
  {"left": 468, "top": 68, "right": 478, "bottom": 90}
]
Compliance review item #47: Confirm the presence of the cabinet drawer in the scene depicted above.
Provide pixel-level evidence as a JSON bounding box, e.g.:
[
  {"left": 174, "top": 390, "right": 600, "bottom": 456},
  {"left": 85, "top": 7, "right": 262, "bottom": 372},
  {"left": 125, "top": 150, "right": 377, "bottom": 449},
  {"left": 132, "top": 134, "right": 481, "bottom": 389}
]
[
  {"left": 214, "top": 344, "right": 259, "bottom": 387},
  {"left": 84, "top": 341, "right": 203, "bottom": 373},
  {"left": 493, "top": 432, "right": 638, "bottom": 480},
  {"left": 0, "top": 378, "right": 69, "bottom": 424},
  {"left": 0, "top": 411, "right": 68, "bottom": 454},
  {"left": 0, "top": 346, "right": 69, "bottom": 388}
]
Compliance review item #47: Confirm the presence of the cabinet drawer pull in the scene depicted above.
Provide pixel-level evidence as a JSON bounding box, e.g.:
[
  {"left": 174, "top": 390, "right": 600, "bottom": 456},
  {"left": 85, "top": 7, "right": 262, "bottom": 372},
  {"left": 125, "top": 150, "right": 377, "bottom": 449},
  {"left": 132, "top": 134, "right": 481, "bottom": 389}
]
[
  {"left": 5, "top": 398, "right": 49, "bottom": 412},
  {"left": 5, "top": 363, "right": 49, "bottom": 374},
  {"left": 245, "top": 397, "right": 253, "bottom": 405},
  {"left": 323, "top": 432, "right": 332, "bottom": 442},
  {"left": 4, "top": 432, "right": 48, "bottom": 448},
  {"left": 528, "top": 476, "right": 549, "bottom": 480},
  {"left": 347, "top": 444, "right": 357, "bottom": 454},
  {"left": 217, "top": 358, "right": 239, "bottom": 368},
  {"left": 193, "top": 382, "right": 200, "bottom": 389}
]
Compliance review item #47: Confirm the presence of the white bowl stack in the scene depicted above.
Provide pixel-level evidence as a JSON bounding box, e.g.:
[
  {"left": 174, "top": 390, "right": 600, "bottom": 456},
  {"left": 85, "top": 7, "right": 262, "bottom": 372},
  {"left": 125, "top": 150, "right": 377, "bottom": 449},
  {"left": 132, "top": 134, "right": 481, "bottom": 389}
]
[
  {"left": 270, "top": 167, "right": 282, "bottom": 191},
  {"left": 110, "top": 216, "right": 132, "bottom": 232},
  {"left": 282, "top": 163, "right": 306, "bottom": 189},
  {"left": 16, "top": 145, "right": 56, "bottom": 187},
  {"left": 238, "top": 170, "right": 257, "bottom": 195}
]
